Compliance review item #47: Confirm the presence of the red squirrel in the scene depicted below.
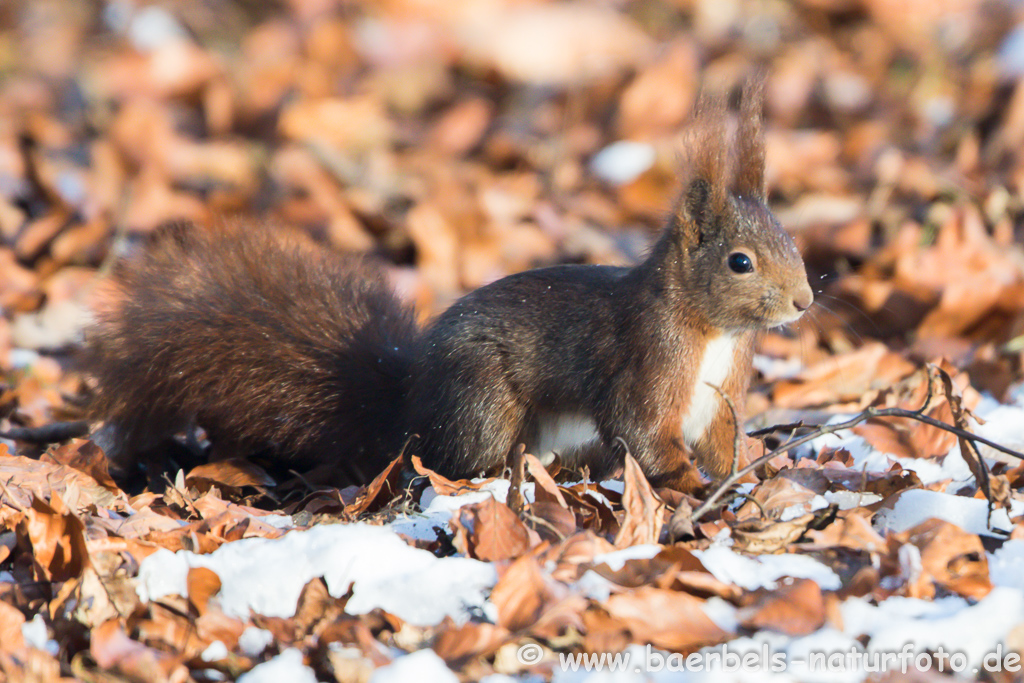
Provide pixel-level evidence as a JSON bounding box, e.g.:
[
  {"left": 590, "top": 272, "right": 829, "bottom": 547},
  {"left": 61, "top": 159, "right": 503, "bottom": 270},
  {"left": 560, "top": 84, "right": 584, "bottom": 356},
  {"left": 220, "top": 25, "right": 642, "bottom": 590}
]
[{"left": 83, "top": 81, "right": 813, "bottom": 493}]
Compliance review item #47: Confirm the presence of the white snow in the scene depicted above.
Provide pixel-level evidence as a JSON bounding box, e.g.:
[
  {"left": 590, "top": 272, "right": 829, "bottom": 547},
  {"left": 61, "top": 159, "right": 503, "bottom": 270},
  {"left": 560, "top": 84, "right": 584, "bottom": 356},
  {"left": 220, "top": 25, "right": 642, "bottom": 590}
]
[
  {"left": 701, "top": 596, "right": 740, "bottom": 632},
  {"left": 872, "top": 488, "right": 1022, "bottom": 538},
  {"left": 971, "top": 402, "right": 1024, "bottom": 461},
  {"left": 841, "top": 588, "right": 1024, "bottom": 669},
  {"left": 591, "top": 544, "right": 662, "bottom": 571},
  {"left": 823, "top": 490, "right": 882, "bottom": 510},
  {"left": 390, "top": 480, "right": 519, "bottom": 540},
  {"left": 988, "top": 539, "right": 1024, "bottom": 591},
  {"left": 238, "top": 628, "right": 274, "bottom": 657},
  {"left": 694, "top": 545, "right": 841, "bottom": 591},
  {"left": 257, "top": 514, "right": 294, "bottom": 529},
  {"left": 780, "top": 494, "right": 830, "bottom": 521},
  {"left": 136, "top": 523, "right": 497, "bottom": 626},
  {"left": 237, "top": 649, "right": 316, "bottom": 683},
  {"left": 21, "top": 614, "right": 58, "bottom": 656},
  {"left": 572, "top": 570, "right": 617, "bottom": 602},
  {"left": 807, "top": 416, "right": 974, "bottom": 485},
  {"left": 201, "top": 641, "right": 229, "bottom": 662},
  {"left": 370, "top": 649, "right": 459, "bottom": 683},
  {"left": 753, "top": 354, "right": 805, "bottom": 381}
]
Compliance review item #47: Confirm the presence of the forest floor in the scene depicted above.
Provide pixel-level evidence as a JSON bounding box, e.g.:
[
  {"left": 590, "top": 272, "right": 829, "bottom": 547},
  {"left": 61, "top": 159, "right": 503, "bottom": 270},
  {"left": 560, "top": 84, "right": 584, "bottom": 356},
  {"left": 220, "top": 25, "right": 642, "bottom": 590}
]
[{"left": 4, "top": 0, "right": 1024, "bottom": 681}]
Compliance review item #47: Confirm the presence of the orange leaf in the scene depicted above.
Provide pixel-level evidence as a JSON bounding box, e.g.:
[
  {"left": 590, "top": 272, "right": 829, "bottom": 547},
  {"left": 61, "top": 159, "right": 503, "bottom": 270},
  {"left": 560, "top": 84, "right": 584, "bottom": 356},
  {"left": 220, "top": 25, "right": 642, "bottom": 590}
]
[
  {"left": 450, "top": 496, "right": 535, "bottom": 561},
  {"left": 613, "top": 452, "right": 666, "bottom": 548}
]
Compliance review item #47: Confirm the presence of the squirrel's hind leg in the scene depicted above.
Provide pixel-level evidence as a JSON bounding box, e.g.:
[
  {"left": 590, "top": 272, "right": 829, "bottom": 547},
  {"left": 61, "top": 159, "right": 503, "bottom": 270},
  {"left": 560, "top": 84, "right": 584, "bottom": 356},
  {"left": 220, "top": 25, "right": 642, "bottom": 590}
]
[
  {"left": 408, "top": 368, "right": 528, "bottom": 479},
  {"left": 633, "top": 432, "right": 707, "bottom": 494}
]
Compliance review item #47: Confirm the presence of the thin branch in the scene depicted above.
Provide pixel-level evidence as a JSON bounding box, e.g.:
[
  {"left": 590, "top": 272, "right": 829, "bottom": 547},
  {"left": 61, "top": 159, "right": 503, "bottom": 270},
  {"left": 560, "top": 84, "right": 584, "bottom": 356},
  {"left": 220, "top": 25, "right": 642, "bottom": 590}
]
[
  {"left": 867, "top": 407, "right": 1022, "bottom": 459},
  {"left": 747, "top": 421, "right": 807, "bottom": 438},
  {"left": 690, "top": 371, "right": 1023, "bottom": 524},
  {"left": 733, "top": 491, "right": 769, "bottom": 520}
]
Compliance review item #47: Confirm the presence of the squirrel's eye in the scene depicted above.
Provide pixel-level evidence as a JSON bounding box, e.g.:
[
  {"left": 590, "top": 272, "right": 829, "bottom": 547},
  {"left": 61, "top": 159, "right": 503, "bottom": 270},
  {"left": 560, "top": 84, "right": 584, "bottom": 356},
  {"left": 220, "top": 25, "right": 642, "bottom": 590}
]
[{"left": 727, "top": 252, "right": 754, "bottom": 274}]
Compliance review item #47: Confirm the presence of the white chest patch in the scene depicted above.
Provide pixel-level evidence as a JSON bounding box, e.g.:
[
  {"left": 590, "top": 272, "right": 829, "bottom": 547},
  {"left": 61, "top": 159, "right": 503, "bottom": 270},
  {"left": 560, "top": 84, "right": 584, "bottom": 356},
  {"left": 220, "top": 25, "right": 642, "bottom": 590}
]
[
  {"left": 681, "top": 333, "right": 738, "bottom": 447},
  {"left": 531, "top": 412, "right": 600, "bottom": 465}
]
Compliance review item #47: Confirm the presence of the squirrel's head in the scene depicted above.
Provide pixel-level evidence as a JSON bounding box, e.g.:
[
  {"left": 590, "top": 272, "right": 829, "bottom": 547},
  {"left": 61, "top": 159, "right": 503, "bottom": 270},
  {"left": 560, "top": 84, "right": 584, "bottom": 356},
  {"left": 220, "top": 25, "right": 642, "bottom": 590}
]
[{"left": 666, "top": 78, "right": 813, "bottom": 331}]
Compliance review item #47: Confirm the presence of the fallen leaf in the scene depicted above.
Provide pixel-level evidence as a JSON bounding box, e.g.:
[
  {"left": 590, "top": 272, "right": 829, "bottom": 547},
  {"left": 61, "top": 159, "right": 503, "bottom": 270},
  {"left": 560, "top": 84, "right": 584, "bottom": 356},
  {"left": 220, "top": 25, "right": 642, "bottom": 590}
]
[
  {"left": 613, "top": 452, "right": 666, "bottom": 548},
  {"left": 603, "top": 586, "right": 729, "bottom": 650},
  {"left": 738, "top": 579, "right": 826, "bottom": 636}
]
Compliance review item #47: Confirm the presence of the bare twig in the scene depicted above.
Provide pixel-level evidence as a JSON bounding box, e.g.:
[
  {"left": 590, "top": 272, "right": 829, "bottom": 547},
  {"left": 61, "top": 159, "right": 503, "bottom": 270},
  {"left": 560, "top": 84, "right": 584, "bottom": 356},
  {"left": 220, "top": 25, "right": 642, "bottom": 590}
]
[
  {"left": 747, "top": 421, "right": 807, "bottom": 438},
  {"left": 733, "top": 491, "right": 769, "bottom": 520},
  {"left": 522, "top": 512, "right": 567, "bottom": 541},
  {"left": 691, "top": 368, "right": 1023, "bottom": 524}
]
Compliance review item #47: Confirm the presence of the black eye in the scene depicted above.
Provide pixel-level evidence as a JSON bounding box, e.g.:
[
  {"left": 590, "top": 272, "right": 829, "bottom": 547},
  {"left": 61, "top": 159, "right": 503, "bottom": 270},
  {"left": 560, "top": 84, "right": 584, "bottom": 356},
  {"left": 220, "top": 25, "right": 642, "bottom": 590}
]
[{"left": 728, "top": 252, "right": 754, "bottom": 274}]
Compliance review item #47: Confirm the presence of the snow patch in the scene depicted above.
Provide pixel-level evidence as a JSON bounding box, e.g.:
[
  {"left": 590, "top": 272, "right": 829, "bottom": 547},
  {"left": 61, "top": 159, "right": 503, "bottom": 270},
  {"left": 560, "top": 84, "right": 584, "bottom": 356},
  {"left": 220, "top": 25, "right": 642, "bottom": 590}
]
[
  {"left": 873, "top": 488, "right": 1020, "bottom": 538},
  {"left": 238, "top": 628, "right": 274, "bottom": 657},
  {"left": 824, "top": 490, "right": 883, "bottom": 510},
  {"left": 390, "top": 480, "right": 517, "bottom": 540},
  {"left": 694, "top": 545, "right": 841, "bottom": 591},
  {"left": 988, "top": 539, "right": 1024, "bottom": 591},
  {"left": 591, "top": 544, "right": 661, "bottom": 571},
  {"left": 370, "top": 649, "right": 458, "bottom": 683},
  {"left": 136, "top": 523, "right": 496, "bottom": 626},
  {"left": 21, "top": 615, "right": 58, "bottom": 656},
  {"left": 780, "top": 494, "right": 829, "bottom": 521},
  {"left": 237, "top": 649, "right": 316, "bottom": 683},
  {"left": 841, "top": 588, "right": 1024, "bottom": 669}
]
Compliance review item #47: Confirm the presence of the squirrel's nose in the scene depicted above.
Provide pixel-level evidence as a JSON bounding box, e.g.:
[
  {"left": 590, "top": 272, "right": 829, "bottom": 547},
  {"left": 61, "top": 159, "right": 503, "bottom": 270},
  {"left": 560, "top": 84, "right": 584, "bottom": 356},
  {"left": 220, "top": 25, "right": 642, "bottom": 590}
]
[{"left": 793, "top": 287, "right": 813, "bottom": 312}]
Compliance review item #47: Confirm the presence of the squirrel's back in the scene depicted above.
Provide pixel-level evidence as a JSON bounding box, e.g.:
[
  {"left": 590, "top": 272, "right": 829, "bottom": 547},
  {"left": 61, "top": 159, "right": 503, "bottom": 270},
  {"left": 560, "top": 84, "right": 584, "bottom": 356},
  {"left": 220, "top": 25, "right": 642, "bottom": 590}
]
[{"left": 84, "top": 223, "right": 417, "bottom": 482}]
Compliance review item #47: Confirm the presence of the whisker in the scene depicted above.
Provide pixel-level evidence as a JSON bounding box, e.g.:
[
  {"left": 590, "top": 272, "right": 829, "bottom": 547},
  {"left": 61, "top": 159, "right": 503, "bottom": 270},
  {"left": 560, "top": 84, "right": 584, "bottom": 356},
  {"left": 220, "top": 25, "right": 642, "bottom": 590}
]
[
  {"left": 808, "top": 300, "right": 866, "bottom": 348},
  {"left": 815, "top": 293, "right": 884, "bottom": 336}
]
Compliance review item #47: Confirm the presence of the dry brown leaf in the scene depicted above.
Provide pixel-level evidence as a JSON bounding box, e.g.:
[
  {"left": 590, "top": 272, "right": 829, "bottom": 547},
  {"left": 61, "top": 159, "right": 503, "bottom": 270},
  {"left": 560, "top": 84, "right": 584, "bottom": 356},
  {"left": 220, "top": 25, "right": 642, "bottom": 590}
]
[
  {"left": 732, "top": 514, "right": 821, "bottom": 554},
  {"left": 0, "top": 599, "right": 26, "bottom": 653},
  {"left": 738, "top": 579, "right": 826, "bottom": 636},
  {"left": 16, "top": 493, "right": 89, "bottom": 582},
  {"left": 43, "top": 439, "right": 119, "bottom": 493},
  {"left": 430, "top": 98, "right": 494, "bottom": 156},
  {"left": 613, "top": 451, "right": 666, "bottom": 548},
  {"left": 737, "top": 476, "right": 821, "bottom": 521},
  {"left": 186, "top": 567, "right": 222, "bottom": 617},
  {"left": 433, "top": 621, "right": 510, "bottom": 666},
  {"left": 525, "top": 454, "right": 568, "bottom": 509},
  {"left": 450, "top": 496, "right": 536, "bottom": 561},
  {"left": 457, "top": 2, "right": 654, "bottom": 85},
  {"left": 344, "top": 456, "right": 405, "bottom": 516},
  {"left": 410, "top": 455, "right": 492, "bottom": 497},
  {"left": 891, "top": 518, "right": 992, "bottom": 599},
  {"left": 186, "top": 459, "right": 276, "bottom": 490},
  {"left": 90, "top": 619, "right": 188, "bottom": 683},
  {"left": 773, "top": 343, "right": 917, "bottom": 408},
  {"left": 603, "top": 586, "right": 729, "bottom": 651},
  {"left": 490, "top": 554, "right": 564, "bottom": 633},
  {"left": 279, "top": 95, "right": 393, "bottom": 152}
]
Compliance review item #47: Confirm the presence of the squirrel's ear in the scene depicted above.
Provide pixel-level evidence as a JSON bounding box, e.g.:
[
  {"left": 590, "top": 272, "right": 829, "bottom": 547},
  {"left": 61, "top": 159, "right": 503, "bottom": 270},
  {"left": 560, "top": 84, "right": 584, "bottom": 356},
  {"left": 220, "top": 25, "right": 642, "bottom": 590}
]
[
  {"left": 733, "top": 76, "right": 766, "bottom": 199},
  {"left": 673, "top": 92, "right": 729, "bottom": 248}
]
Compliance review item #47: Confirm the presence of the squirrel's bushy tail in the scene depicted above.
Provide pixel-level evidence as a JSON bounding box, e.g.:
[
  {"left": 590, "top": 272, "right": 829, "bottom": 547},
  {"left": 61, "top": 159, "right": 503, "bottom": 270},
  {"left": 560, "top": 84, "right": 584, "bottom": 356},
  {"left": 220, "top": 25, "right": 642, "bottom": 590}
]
[{"left": 83, "top": 223, "right": 418, "bottom": 482}]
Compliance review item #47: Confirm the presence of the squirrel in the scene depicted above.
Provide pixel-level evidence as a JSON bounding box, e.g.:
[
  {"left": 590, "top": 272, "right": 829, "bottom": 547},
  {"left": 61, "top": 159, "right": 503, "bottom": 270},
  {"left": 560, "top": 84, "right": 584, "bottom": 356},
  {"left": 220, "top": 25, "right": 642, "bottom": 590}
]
[{"left": 82, "top": 80, "right": 813, "bottom": 493}]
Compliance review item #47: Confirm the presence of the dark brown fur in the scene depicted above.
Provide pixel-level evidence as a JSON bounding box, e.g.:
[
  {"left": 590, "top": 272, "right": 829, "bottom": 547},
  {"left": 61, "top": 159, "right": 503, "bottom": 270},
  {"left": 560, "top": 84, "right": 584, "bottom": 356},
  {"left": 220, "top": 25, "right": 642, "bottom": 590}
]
[
  {"left": 84, "top": 224, "right": 417, "bottom": 481},
  {"left": 83, "top": 79, "right": 812, "bottom": 491}
]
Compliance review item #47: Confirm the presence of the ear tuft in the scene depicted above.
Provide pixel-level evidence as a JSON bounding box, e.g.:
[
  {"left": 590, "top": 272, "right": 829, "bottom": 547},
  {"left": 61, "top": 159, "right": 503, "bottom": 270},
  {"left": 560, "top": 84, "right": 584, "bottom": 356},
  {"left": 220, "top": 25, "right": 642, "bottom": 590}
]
[
  {"left": 673, "top": 90, "right": 729, "bottom": 246},
  {"left": 733, "top": 75, "right": 766, "bottom": 198},
  {"left": 683, "top": 178, "right": 712, "bottom": 236}
]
